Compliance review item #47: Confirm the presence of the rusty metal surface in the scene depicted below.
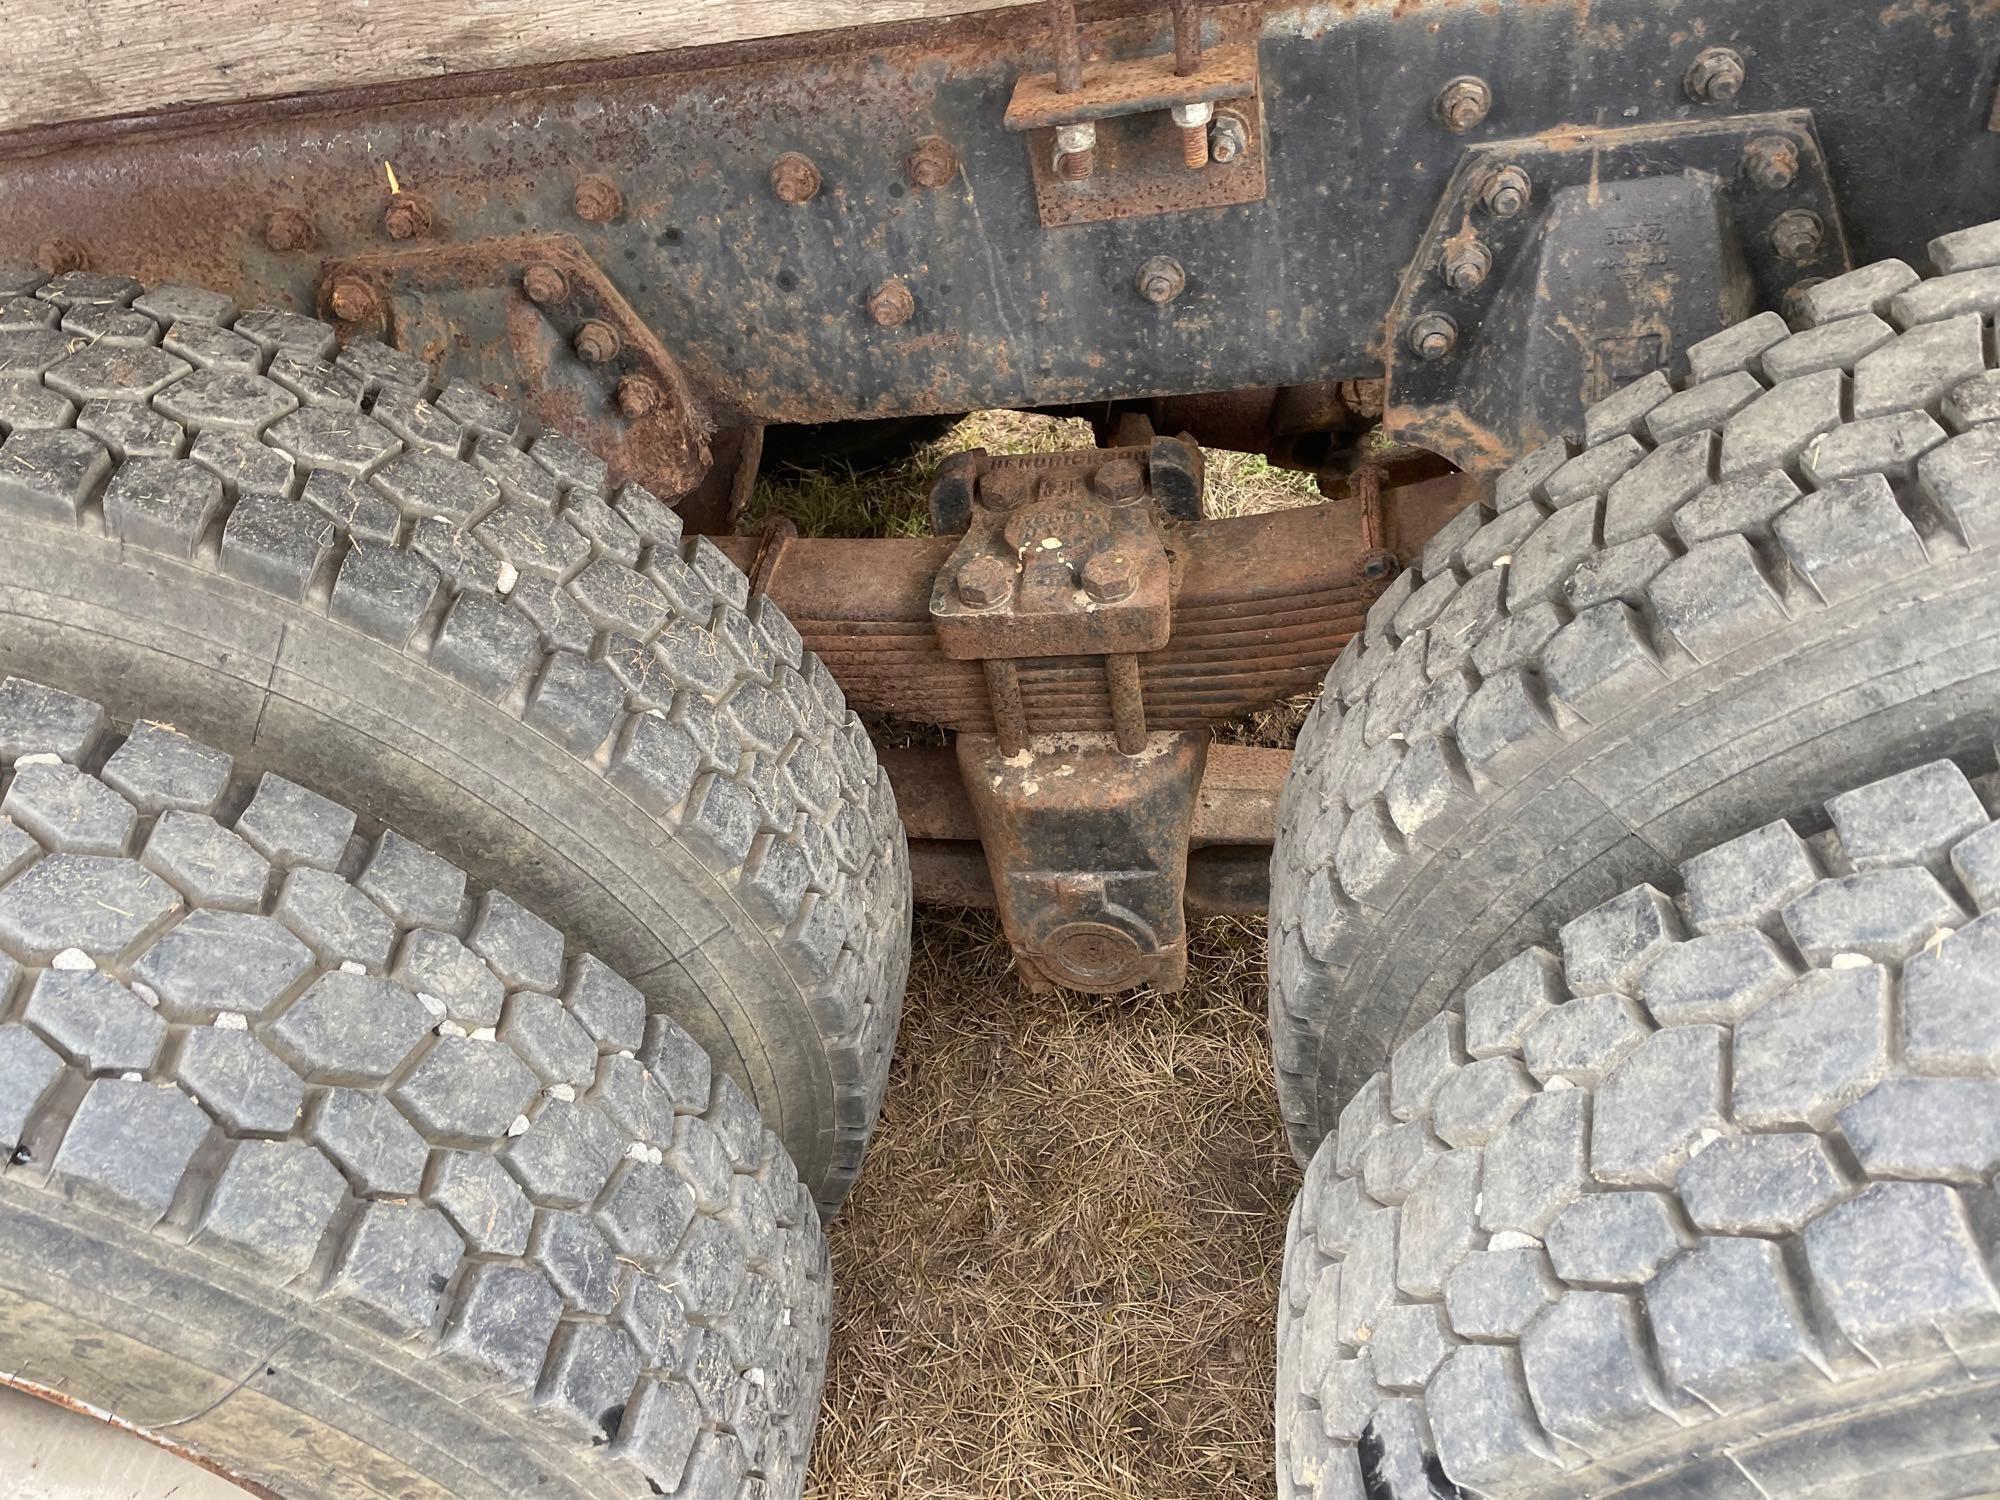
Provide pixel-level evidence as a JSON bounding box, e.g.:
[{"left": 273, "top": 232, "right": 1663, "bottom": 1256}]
[
  {"left": 1005, "top": 40, "right": 1258, "bottom": 128},
  {"left": 6, "top": 2, "right": 1982, "bottom": 444},
  {"left": 883, "top": 740, "right": 1285, "bottom": 844},
  {"left": 320, "top": 231, "right": 713, "bottom": 499},
  {"left": 718, "top": 472, "right": 1470, "bottom": 735},
  {"left": 909, "top": 837, "right": 1269, "bottom": 916},
  {"left": 1384, "top": 111, "right": 1850, "bottom": 473},
  {"left": 957, "top": 729, "right": 1206, "bottom": 992}
]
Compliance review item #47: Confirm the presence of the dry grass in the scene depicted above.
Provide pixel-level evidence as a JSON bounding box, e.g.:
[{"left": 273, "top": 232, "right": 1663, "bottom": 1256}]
[
  {"left": 806, "top": 911, "right": 1297, "bottom": 1500},
  {"left": 761, "top": 411, "right": 1314, "bottom": 1498}
]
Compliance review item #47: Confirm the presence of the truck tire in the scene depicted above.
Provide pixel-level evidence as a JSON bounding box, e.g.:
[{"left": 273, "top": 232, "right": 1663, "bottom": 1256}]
[
  {"left": 0, "top": 268, "right": 910, "bottom": 1212},
  {"left": 1277, "top": 760, "right": 2000, "bottom": 1498},
  {"left": 1271, "top": 221, "right": 2000, "bottom": 1159},
  {"left": 0, "top": 678, "right": 829, "bottom": 1500}
]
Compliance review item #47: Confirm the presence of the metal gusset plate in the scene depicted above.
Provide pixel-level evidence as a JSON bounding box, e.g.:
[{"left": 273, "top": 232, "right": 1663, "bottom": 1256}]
[{"left": 1384, "top": 110, "right": 1852, "bottom": 473}]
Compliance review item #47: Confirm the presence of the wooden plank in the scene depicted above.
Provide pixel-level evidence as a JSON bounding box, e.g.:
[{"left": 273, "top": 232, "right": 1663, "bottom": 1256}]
[{"left": 1, "top": 0, "right": 1038, "bottom": 136}]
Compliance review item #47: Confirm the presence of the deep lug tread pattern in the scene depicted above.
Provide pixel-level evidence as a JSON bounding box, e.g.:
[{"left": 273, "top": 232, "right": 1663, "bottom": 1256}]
[
  {"left": 0, "top": 271, "right": 909, "bottom": 1212},
  {"left": 1277, "top": 768, "right": 2000, "bottom": 1499},
  {"left": 0, "top": 681, "right": 829, "bottom": 1499},
  {"left": 1271, "top": 220, "right": 2000, "bottom": 1172}
]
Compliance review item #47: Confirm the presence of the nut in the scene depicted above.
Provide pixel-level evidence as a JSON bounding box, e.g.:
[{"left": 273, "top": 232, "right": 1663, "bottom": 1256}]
[
  {"left": 1135, "top": 255, "right": 1187, "bottom": 306},
  {"left": 1209, "top": 109, "right": 1250, "bottom": 165},
  {"left": 1359, "top": 549, "right": 1400, "bottom": 584},
  {"left": 384, "top": 194, "right": 433, "bottom": 240},
  {"left": 1742, "top": 134, "right": 1799, "bottom": 191},
  {"left": 1781, "top": 277, "right": 1826, "bottom": 324},
  {"left": 1054, "top": 122, "right": 1097, "bottom": 183},
  {"left": 572, "top": 174, "right": 622, "bottom": 223},
  {"left": 327, "top": 275, "right": 380, "bottom": 324},
  {"left": 1442, "top": 239, "right": 1492, "bottom": 292},
  {"left": 771, "top": 152, "right": 821, "bottom": 204},
  {"left": 867, "top": 278, "right": 916, "bottom": 328},
  {"left": 980, "top": 468, "right": 1033, "bottom": 511},
  {"left": 264, "top": 208, "right": 314, "bottom": 253},
  {"left": 906, "top": 136, "right": 958, "bottom": 190},
  {"left": 616, "top": 375, "right": 662, "bottom": 418},
  {"left": 522, "top": 263, "right": 569, "bottom": 305},
  {"left": 1770, "top": 208, "right": 1825, "bottom": 264},
  {"left": 1407, "top": 311, "right": 1459, "bottom": 361},
  {"left": 1080, "top": 550, "right": 1137, "bottom": 603},
  {"left": 956, "top": 555, "right": 1015, "bottom": 608},
  {"left": 1479, "top": 164, "right": 1532, "bottom": 219},
  {"left": 573, "top": 320, "right": 621, "bottom": 364},
  {"left": 1093, "top": 458, "right": 1144, "bottom": 503},
  {"left": 1435, "top": 76, "right": 1493, "bottom": 133},
  {"left": 1686, "top": 46, "right": 1745, "bottom": 104},
  {"left": 33, "top": 238, "right": 89, "bottom": 276}
]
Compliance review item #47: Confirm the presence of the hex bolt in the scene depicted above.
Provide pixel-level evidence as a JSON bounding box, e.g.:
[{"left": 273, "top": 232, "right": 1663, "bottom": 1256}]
[
  {"left": 906, "top": 136, "right": 958, "bottom": 189},
  {"left": 616, "top": 375, "right": 662, "bottom": 418},
  {"left": 264, "top": 207, "right": 315, "bottom": 252},
  {"left": 1093, "top": 457, "right": 1144, "bottom": 503},
  {"left": 1081, "top": 550, "right": 1137, "bottom": 603},
  {"left": 1360, "top": 549, "right": 1400, "bottom": 583},
  {"left": 1054, "top": 122, "right": 1097, "bottom": 182},
  {"left": 1435, "top": 75, "right": 1493, "bottom": 133},
  {"left": 1479, "top": 164, "right": 1532, "bottom": 218},
  {"left": 574, "top": 320, "right": 622, "bottom": 364},
  {"left": 573, "top": 174, "right": 622, "bottom": 223},
  {"left": 1781, "top": 278, "right": 1826, "bottom": 325},
  {"left": 522, "top": 263, "right": 569, "bottom": 305},
  {"left": 1770, "top": 208, "right": 1825, "bottom": 264},
  {"left": 867, "top": 278, "right": 916, "bottom": 328},
  {"left": 1742, "top": 134, "right": 1799, "bottom": 190},
  {"left": 956, "top": 554, "right": 1016, "bottom": 608},
  {"left": 1171, "top": 100, "right": 1215, "bottom": 169},
  {"left": 980, "top": 467, "right": 1033, "bottom": 511},
  {"left": 1442, "top": 239, "right": 1492, "bottom": 292},
  {"left": 1135, "top": 255, "right": 1187, "bottom": 305},
  {"left": 770, "top": 152, "right": 822, "bottom": 204},
  {"left": 327, "top": 275, "right": 380, "bottom": 324},
  {"left": 1407, "top": 311, "right": 1459, "bottom": 361},
  {"left": 34, "top": 238, "right": 88, "bottom": 276},
  {"left": 1209, "top": 109, "right": 1250, "bottom": 165},
  {"left": 384, "top": 193, "right": 434, "bottom": 240},
  {"left": 1685, "top": 46, "right": 1746, "bottom": 104}
]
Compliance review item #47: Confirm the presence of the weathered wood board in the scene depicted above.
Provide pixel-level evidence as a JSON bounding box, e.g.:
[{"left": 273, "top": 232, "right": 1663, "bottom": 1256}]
[{"left": 3, "top": 1, "right": 1035, "bottom": 135}]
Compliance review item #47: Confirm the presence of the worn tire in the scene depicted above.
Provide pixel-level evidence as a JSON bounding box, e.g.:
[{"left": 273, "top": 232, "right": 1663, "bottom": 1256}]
[
  {"left": 0, "top": 268, "right": 910, "bottom": 1212},
  {"left": 0, "top": 678, "right": 829, "bottom": 1499},
  {"left": 1277, "top": 754, "right": 2000, "bottom": 1498},
  {"left": 1271, "top": 219, "right": 2000, "bottom": 1159}
]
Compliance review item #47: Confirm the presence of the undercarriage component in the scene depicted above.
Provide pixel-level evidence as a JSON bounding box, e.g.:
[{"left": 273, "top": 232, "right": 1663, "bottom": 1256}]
[
  {"left": 959, "top": 730, "right": 1207, "bottom": 993},
  {"left": 1385, "top": 110, "right": 1850, "bottom": 470}
]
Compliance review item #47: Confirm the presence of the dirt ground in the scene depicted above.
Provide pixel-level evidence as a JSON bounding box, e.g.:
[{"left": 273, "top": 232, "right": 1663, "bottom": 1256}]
[{"left": 767, "top": 414, "right": 1317, "bottom": 1499}]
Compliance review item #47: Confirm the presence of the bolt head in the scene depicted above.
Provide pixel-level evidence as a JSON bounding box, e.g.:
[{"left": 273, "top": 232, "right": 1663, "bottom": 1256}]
[
  {"left": 573, "top": 175, "right": 622, "bottom": 223},
  {"left": 1443, "top": 239, "right": 1492, "bottom": 292},
  {"left": 1209, "top": 110, "right": 1250, "bottom": 164},
  {"left": 615, "top": 375, "right": 662, "bottom": 419},
  {"left": 264, "top": 208, "right": 314, "bottom": 253},
  {"left": 1093, "top": 458, "right": 1144, "bottom": 504},
  {"left": 1080, "top": 550, "right": 1137, "bottom": 603},
  {"left": 1360, "top": 549, "right": 1400, "bottom": 584},
  {"left": 1407, "top": 312, "right": 1459, "bottom": 361},
  {"left": 384, "top": 194, "right": 432, "bottom": 240},
  {"left": 1686, "top": 47, "right": 1746, "bottom": 104},
  {"left": 771, "top": 152, "right": 821, "bottom": 204},
  {"left": 574, "top": 320, "right": 621, "bottom": 364},
  {"left": 1743, "top": 135, "right": 1800, "bottom": 191},
  {"left": 1135, "top": 255, "right": 1187, "bottom": 306},
  {"left": 867, "top": 279, "right": 916, "bottom": 328},
  {"left": 906, "top": 136, "right": 958, "bottom": 190},
  {"left": 1770, "top": 208, "right": 1825, "bottom": 265},
  {"left": 1436, "top": 76, "right": 1493, "bottom": 133},
  {"left": 522, "top": 263, "right": 569, "bottom": 305},
  {"left": 327, "top": 275, "right": 379, "bottom": 324},
  {"left": 956, "top": 555, "right": 1015, "bottom": 608},
  {"left": 1055, "top": 123, "right": 1097, "bottom": 155},
  {"left": 1479, "top": 165, "right": 1531, "bottom": 219}
]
